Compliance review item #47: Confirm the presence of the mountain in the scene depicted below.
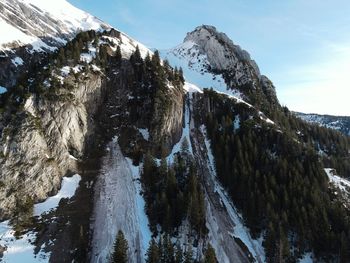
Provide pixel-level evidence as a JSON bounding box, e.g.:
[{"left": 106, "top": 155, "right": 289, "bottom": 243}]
[
  {"left": 295, "top": 112, "right": 350, "bottom": 136},
  {"left": 161, "top": 25, "right": 280, "bottom": 112},
  {"left": 0, "top": 2, "right": 350, "bottom": 263},
  {"left": 0, "top": 0, "right": 110, "bottom": 88},
  {"left": 0, "top": 0, "right": 108, "bottom": 49}
]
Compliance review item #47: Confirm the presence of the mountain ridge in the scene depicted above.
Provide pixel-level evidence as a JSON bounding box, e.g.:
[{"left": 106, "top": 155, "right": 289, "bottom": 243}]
[
  {"left": 0, "top": 1, "right": 349, "bottom": 262},
  {"left": 295, "top": 111, "right": 350, "bottom": 136}
]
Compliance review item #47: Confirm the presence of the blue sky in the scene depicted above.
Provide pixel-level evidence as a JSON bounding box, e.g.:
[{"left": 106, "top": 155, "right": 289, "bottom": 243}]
[{"left": 70, "top": 0, "right": 350, "bottom": 116}]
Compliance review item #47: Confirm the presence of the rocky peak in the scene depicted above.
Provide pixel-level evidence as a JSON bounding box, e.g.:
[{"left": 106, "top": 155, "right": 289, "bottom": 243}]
[
  {"left": 170, "top": 25, "right": 279, "bottom": 110},
  {"left": 183, "top": 25, "right": 260, "bottom": 76}
]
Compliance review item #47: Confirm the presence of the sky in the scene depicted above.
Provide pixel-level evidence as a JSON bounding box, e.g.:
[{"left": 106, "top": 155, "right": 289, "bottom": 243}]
[{"left": 70, "top": 0, "right": 350, "bottom": 116}]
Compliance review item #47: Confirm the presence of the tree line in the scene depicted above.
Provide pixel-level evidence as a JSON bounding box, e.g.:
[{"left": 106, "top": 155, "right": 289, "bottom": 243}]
[{"left": 111, "top": 230, "right": 217, "bottom": 263}]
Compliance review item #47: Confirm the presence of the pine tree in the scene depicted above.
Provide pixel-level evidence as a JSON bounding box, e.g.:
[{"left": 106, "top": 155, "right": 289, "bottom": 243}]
[
  {"left": 204, "top": 244, "right": 217, "bottom": 263},
  {"left": 180, "top": 137, "right": 190, "bottom": 155},
  {"left": 174, "top": 244, "right": 183, "bottom": 263},
  {"left": 57, "top": 48, "right": 66, "bottom": 66},
  {"left": 183, "top": 245, "right": 193, "bottom": 263},
  {"left": 178, "top": 67, "right": 185, "bottom": 84},
  {"left": 111, "top": 230, "right": 128, "bottom": 263},
  {"left": 99, "top": 45, "right": 108, "bottom": 66},
  {"left": 264, "top": 224, "right": 276, "bottom": 263},
  {"left": 340, "top": 231, "right": 350, "bottom": 263},
  {"left": 161, "top": 235, "right": 175, "bottom": 263},
  {"left": 116, "top": 45, "right": 122, "bottom": 64},
  {"left": 146, "top": 239, "right": 160, "bottom": 263}
]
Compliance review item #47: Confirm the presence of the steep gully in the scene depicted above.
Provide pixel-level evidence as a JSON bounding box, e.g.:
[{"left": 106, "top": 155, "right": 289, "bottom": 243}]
[{"left": 88, "top": 91, "right": 257, "bottom": 263}]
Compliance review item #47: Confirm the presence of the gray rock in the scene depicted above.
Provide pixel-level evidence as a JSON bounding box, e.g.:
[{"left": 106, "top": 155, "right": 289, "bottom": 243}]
[{"left": 0, "top": 71, "right": 106, "bottom": 220}]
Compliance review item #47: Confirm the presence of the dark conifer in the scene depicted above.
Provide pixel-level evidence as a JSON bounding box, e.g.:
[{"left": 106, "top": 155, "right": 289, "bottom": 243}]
[{"left": 111, "top": 230, "right": 128, "bottom": 263}]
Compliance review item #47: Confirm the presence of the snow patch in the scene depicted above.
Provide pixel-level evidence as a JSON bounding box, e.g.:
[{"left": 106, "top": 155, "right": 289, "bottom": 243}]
[
  {"left": 259, "top": 112, "right": 275, "bottom": 125},
  {"left": 298, "top": 253, "right": 313, "bottom": 263},
  {"left": 160, "top": 47, "right": 227, "bottom": 93},
  {"left": 0, "top": 221, "right": 48, "bottom": 263},
  {"left": 325, "top": 168, "right": 350, "bottom": 195},
  {"left": 91, "top": 64, "right": 101, "bottom": 72},
  {"left": 80, "top": 53, "right": 94, "bottom": 63},
  {"left": 125, "top": 158, "right": 152, "bottom": 258},
  {"left": 68, "top": 154, "right": 78, "bottom": 161},
  {"left": 119, "top": 33, "right": 151, "bottom": 59},
  {"left": 60, "top": 66, "right": 71, "bottom": 76},
  {"left": 0, "top": 85, "right": 7, "bottom": 94},
  {"left": 34, "top": 174, "right": 81, "bottom": 216},
  {"left": 183, "top": 81, "right": 203, "bottom": 93},
  {"left": 11, "top": 56, "right": 24, "bottom": 66},
  {"left": 233, "top": 115, "right": 240, "bottom": 131},
  {"left": 0, "top": 16, "right": 37, "bottom": 49},
  {"left": 0, "top": 174, "right": 81, "bottom": 262},
  {"left": 60, "top": 65, "right": 83, "bottom": 76},
  {"left": 138, "top": 128, "right": 150, "bottom": 141}
]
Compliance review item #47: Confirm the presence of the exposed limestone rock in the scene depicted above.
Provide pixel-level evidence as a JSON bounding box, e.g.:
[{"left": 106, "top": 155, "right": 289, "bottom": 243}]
[
  {"left": 183, "top": 25, "right": 260, "bottom": 87},
  {"left": 150, "top": 86, "right": 184, "bottom": 156},
  {"left": 173, "top": 25, "right": 280, "bottom": 108},
  {"left": 0, "top": 71, "right": 106, "bottom": 220}
]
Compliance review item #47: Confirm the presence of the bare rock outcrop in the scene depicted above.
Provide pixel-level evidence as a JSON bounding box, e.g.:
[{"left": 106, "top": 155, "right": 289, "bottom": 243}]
[{"left": 0, "top": 71, "right": 106, "bottom": 220}]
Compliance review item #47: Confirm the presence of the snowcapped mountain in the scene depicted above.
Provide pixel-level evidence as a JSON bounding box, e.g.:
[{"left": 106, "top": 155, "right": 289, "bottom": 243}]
[
  {"left": 0, "top": 2, "right": 350, "bottom": 263},
  {"left": 0, "top": 0, "right": 109, "bottom": 51},
  {"left": 295, "top": 112, "right": 350, "bottom": 136},
  {"left": 0, "top": 0, "right": 110, "bottom": 88},
  {"left": 161, "top": 25, "right": 279, "bottom": 109}
]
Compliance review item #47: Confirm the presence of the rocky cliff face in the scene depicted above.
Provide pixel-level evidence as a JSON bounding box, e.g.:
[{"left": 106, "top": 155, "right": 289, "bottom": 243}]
[
  {"left": 183, "top": 25, "right": 260, "bottom": 80},
  {"left": 0, "top": 69, "right": 106, "bottom": 220},
  {"left": 0, "top": 28, "right": 185, "bottom": 220},
  {"left": 169, "top": 25, "right": 280, "bottom": 109},
  {"left": 150, "top": 86, "right": 184, "bottom": 155}
]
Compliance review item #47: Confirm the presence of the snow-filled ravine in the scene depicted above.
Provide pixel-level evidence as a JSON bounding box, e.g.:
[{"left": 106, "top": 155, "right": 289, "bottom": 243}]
[
  {"left": 0, "top": 174, "right": 81, "bottom": 262},
  {"left": 164, "top": 86, "right": 196, "bottom": 163},
  {"left": 197, "top": 125, "right": 265, "bottom": 263},
  {"left": 90, "top": 137, "right": 151, "bottom": 263}
]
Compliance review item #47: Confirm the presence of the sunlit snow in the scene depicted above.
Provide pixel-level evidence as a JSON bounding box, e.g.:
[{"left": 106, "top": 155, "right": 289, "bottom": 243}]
[
  {"left": 0, "top": 86, "right": 7, "bottom": 94},
  {"left": 34, "top": 174, "right": 81, "bottom": 216},
  {"left": 11, "top": 57, "right": 24, "bottom": 66},
  {"left": 325, "top": 168, "right": 350, "bottom": 196},
  {"left": 0, "top": 174, "right": 81, "bottom": 262}
]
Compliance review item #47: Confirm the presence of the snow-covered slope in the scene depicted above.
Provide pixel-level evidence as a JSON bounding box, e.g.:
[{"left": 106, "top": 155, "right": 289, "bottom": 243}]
[
  {"left": 324, "top": 168, "right": 350, "bottom": 207},
  {"left": 160, "top": 44, "right": 243, "bottom": 99},
  {"left": 0, "top": 0, "right": 110, "bottom": 88},
  {"left": 0, "top": 174, "right": 81, "bottom": 262},
  {"left": 296, "top": 112, "right": 350, "bottom": 136},
  {"left": 0, "top": 0, "right": 109, "bottom": 52},
  {"left": 90, "top": 138, "right": 151, "bottom": 263}
]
